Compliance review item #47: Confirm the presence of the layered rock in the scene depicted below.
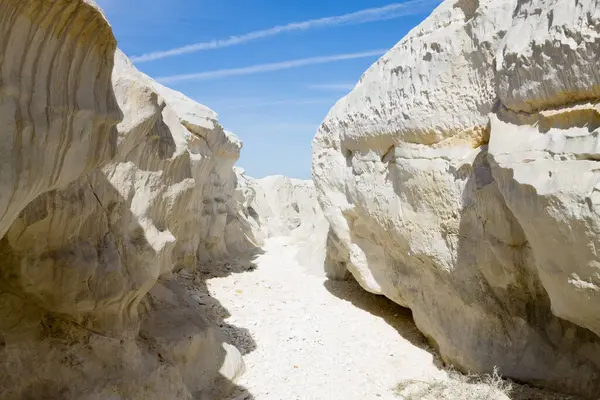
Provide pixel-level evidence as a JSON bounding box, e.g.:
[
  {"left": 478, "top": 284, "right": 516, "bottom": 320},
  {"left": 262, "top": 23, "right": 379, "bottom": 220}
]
[
  {"left": 313, "top": 0, "right": 600, "bottom": 397},
  {"left": 0, "top": 1, "right": 254, "bottom": 398},
  {"left": 0, "top": 0, "right": 120, "bottom": 238},
  {"left": 492, "top": 0, "right": 600, "bottom": 338}
]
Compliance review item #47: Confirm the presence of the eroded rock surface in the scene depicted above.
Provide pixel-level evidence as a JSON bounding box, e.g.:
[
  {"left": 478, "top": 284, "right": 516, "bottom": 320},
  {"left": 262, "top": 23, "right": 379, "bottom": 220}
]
[
  {"left": 246, "top": 176, "right": 321, "bottom": 237},
  {"left": 0, "top": 2, "right": 254, "bottom": 398},
  {"left": 313, "top": 0, "right": 600, "bottom": 397},
  {"left": 0, "top": 0, "right": 120, "bottom": 238},
  {"left": 243, "top": 175, "right": 330, "bottom": 275}
]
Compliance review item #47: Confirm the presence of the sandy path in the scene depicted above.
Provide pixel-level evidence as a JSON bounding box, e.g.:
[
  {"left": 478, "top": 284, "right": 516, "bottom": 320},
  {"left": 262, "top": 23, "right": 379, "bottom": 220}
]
[{"left": 206, "top": 237, "right": 446, "bottom": 400}]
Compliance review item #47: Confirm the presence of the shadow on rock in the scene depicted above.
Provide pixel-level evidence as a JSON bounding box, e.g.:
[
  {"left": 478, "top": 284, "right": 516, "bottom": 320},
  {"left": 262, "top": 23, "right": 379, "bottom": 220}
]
[
  {"left": 0, "top": 171, "right": 255, "bottom": 400},
  {"left": 323, "top": 276, "right": 444, "bottom": 369},
  {"left": 190, "top": 256, "right": 262, "bottom": 357},
  {"left": 141, "top": 275, "right": 253, "bottom": 400},
  {"left": 450, "top": 146, "right": 600, "bottom": 398},
  {"left": 173, "top": 254, "right": 265, "bottom": 399}
]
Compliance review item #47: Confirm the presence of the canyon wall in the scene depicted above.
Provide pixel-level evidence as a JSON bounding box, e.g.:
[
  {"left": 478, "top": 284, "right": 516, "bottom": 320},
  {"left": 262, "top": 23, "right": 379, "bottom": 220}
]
[
  {"left": 247, "top": 176, "right": 325, "bottom": 239},
  {"left": 0, "top": 1, "right": 255, "bottom": 398},
  {"left": 244, "top": 175, "right": 330, "bottom": 275},
  {"left": 313, "top": 0, "right": 600, "bottom": 397}
]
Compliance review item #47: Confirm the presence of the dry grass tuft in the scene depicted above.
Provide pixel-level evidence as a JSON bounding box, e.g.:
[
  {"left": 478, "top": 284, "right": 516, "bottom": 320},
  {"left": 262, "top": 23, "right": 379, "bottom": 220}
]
[
  {"left": 395, "top": 366, "right": 584, "bottom": 400},
  {"left": 395, "top": 367, "right": 511, "bottom": 400}
]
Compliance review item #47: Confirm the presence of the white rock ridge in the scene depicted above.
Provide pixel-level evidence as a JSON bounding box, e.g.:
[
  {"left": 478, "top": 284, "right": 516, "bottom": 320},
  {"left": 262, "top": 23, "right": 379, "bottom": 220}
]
[
  {"left": 247, "top": 175, "right": 321, "bottom": 237},
  {"left": 0, "top": 0, "right": 121, "bottom": 238},
  {"left": 0, "top": 1, "right": 255, "bottom": 398},
  {"left": 313, "top": 0, "right": 600, "bottom": 397},
  {"left": 243, "top": 175, "right": 330, "bottom": 275}
]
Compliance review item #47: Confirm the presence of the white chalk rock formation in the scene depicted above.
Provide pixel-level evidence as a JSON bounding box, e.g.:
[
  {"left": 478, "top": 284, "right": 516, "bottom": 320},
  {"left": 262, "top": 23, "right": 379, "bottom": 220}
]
[
  {"left": 0, "top": 0, "right": 121, "bottom": 238},
  {"left": 313, "top": 0, "right": 600, "bottom": 397},
  {"left": 0, "top": 2, "right": 254, "bottom": 398},
  {"left": 244, "top": 175, "right": 330, "bottom": 274},
  {"left": 491, "top": 0, "right": 600, "bottom": 338},
  {"left": 248, "top": 175, "right": 321, "bottom": 237}
]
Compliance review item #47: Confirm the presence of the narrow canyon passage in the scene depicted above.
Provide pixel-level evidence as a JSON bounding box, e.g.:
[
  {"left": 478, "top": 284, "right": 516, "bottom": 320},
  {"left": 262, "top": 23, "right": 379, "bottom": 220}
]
[
  {"left": 205, "top": 237, "right": 446, "bottom": 400},
  {"left": 2, "top": 1, "right": 599, "bottom": 399}
]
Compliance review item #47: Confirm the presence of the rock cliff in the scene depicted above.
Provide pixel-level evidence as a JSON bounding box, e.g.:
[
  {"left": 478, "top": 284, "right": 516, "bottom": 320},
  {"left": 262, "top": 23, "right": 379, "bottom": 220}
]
[
  {"left": 0, "top": 1, "right": 255, "bottom": 398},
  {"left": 247, "top": 176, "right": 323, "bottom": 237},
  {"left": 243, "top": 175, "right": 330, "bottom": 275},
  {"left": 313, "top": 0, "right": 600, "bottom": 397},
  {"left": 239, "top": 176, "right": 329, "bottom": 275}
]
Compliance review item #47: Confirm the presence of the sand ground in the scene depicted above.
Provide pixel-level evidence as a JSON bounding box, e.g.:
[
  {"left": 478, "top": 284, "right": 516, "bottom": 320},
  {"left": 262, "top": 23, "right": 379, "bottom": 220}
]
[{"left": 205, "top": 237, "right": 446, "bottom": 400}]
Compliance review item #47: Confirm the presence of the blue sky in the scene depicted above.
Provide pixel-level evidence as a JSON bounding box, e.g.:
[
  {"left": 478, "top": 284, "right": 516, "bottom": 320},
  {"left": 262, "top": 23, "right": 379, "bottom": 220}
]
[{"left": 98, "top": 0, "right": 441, "bottom": 179}]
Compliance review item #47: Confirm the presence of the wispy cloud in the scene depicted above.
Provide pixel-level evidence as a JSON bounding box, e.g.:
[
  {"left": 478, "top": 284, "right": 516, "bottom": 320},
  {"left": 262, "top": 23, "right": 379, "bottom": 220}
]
[
  {"left": 309, "top": 83, "right": 356, "bottom": 91},
  {"left": 207, "top": 98, "right": 337, "bottom": 110},
  {"left": 156, "top": 49, "right": 387, "bottom": 84},
  {"left": 132, "top": 0, "right": 440, "bottom": 63}
]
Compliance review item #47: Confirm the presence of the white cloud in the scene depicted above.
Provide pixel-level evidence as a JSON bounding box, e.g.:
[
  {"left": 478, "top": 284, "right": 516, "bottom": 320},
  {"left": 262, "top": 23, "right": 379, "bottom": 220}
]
[
  {"left": 156, "top": 49, "right": 387, "bottom": 84},
  {"left": 309, "top": 84, "right": 356, "bottom": 91},
  {"left": 208, "top": 98, "right": 336, "bottom": 110},
  {"left": 132, "top": 0, "right": 440, "bottom": 63}
]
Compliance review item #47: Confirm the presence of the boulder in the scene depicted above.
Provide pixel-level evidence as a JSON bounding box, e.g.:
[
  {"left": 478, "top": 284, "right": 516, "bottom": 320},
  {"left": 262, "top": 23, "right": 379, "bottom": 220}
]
[{"left": 313, "top": 0, "right": 600, "bottom": 397}]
